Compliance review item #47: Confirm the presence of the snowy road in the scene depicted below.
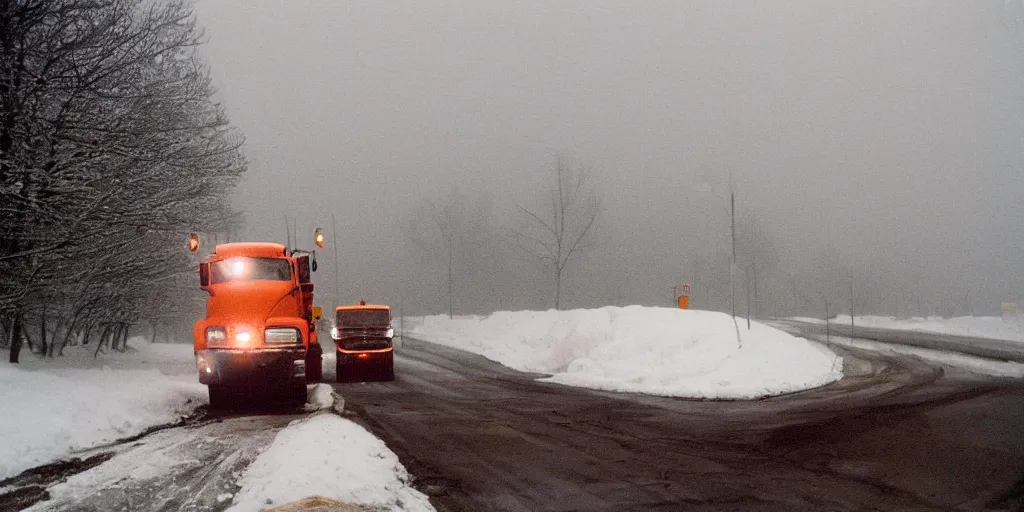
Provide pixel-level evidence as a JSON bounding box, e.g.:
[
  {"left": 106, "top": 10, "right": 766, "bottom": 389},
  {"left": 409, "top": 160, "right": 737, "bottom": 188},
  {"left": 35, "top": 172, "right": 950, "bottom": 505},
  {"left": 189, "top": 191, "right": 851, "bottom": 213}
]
[
  {"left": 774, "top": 319, "right": 1024, "bottom": 364},
  {"left": 5, "top": 328, "right": 1023, "bottom": 511},
  {"left": 9, "top": 410, "right": 304, "bottom": 512},
  {"left": 338, "top": 337, "right": 1024, "bottom": 511}
]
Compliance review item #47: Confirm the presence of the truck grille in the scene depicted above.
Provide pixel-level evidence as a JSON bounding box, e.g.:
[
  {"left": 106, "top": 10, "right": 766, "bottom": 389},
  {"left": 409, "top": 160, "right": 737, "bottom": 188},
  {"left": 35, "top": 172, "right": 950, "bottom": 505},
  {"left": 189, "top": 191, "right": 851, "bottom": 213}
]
[{"left": 341, "top": 337, "right": 391, "bottom": 351}]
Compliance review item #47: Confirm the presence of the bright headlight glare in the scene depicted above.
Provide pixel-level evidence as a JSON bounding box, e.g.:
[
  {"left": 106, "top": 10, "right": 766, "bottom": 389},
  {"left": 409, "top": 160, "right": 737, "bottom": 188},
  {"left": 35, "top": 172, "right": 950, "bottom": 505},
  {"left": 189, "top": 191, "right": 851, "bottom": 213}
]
[
  {"left": 330, "top": 327, "right": 338, "bottom": 338},
  {"left": 265, "top": 327, "right": 299, "bottom": 344},
  {"left": 235, "top": 331, "right": 251, "bottom": 343},
  {"left": 386, "top": 328, "right": 394, "bottom": 338},
  {"left": 229, "top": 257, "right": 246, "bottom": 277}
]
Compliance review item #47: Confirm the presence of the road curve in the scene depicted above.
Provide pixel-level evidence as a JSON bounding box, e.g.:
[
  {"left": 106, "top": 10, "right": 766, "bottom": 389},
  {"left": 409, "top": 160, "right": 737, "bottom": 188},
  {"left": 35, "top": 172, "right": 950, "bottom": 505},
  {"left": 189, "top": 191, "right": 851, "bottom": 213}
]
[
  {"left": 773, "top": 319, "right": 1024, "bottom": 364},
  {"left": 335, "top": 337, "right": 1024, "bottom": 512}
]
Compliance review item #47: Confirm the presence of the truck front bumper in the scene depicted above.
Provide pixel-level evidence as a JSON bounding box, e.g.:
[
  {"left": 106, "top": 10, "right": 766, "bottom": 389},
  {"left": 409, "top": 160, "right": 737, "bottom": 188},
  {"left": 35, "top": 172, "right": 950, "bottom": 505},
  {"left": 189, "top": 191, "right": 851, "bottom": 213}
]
[
  {"left": 337, "top": 349, "right": 392, "bottom": 366},
  {"left": 196, "top": 349, "right": 307, "bottom": 387}
]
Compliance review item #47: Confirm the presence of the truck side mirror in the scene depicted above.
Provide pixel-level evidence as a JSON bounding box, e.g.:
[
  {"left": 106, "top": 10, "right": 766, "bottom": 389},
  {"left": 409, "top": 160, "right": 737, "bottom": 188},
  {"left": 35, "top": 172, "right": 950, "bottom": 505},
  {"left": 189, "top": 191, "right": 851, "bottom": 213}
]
[
  {"left": 199, "top": 262, "right": 211, "bottom": 288},
  {"left": 295, "top": 255, "right": 311, "bottom": 283}
]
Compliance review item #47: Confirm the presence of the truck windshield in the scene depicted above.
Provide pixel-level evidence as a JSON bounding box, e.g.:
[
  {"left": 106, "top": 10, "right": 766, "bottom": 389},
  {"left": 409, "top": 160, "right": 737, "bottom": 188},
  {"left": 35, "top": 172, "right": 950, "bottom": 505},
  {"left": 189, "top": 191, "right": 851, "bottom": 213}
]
[
  {"left": 337, "top": 310, "right": 390, "bottom": 328},
  {"left": 211, "top": 257, "right": 291, "bottom": 283}
]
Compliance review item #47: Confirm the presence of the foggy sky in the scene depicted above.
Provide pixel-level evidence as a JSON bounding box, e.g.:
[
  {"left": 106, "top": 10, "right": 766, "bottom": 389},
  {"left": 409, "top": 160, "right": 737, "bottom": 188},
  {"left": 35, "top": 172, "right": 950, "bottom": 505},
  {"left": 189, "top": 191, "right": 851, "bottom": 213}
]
[{"left": 193, "top": 0, "right": 1024, "bottom": 316}]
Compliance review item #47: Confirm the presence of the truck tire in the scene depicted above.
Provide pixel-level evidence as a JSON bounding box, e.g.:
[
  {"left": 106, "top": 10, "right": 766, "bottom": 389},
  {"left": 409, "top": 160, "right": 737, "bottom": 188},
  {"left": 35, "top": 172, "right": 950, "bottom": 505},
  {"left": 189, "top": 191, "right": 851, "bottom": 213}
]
[
  {"left": 208, "top": 384, "right": 232, "bottom": 410},
  {"left": 306, "top": 344, "right": 323, "bottom": 383},
  {"left": 290, "top": 382, "right": 307, "bottom": 407},
  {"left": 381, "top": 351, "right": 395, "bottom": 381},
  {"left": 335, "top": 351, "right": 347, "bottom": 382}
]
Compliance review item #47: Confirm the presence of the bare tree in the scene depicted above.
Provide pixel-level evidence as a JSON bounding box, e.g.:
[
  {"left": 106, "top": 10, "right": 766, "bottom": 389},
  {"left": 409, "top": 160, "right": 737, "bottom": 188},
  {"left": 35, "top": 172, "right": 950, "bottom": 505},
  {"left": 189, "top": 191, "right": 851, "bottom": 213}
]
[
  {"left": 409, "top": 190, "right": 494, "bottom": 318},
  {"left": 410, "top": 194, "right": 458, "bottom": 319},
  {"left": 516, "top": 155, "right": 599, "bottom": 310}
]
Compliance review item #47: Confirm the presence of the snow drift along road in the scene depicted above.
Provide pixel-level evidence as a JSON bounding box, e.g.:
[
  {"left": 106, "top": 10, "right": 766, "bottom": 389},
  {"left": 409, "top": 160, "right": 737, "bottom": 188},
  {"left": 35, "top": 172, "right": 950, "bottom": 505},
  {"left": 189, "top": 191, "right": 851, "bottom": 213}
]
[
  {"left": 229, "top": 413, "right": 434, "bottom": 511},
  {"left": 0, "top": 340, "right": 205, "bottom": 480},
  {"left": 406, "top": 306, "right": 843, "bottom": 399}
]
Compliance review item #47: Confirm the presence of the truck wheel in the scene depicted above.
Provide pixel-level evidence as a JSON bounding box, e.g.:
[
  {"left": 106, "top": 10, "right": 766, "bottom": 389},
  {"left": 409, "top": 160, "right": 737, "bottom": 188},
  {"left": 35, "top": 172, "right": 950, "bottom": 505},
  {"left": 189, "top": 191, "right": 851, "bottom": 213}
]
[
  {"left": 381, "top": 351, "right": 395, "bottom": 381},
  {"left": 208, "top": 384, "right": 232, "bottom": 410},
  {"left": 306, "top": 344, "right": 323, "bottom": 383},
  {"left": 335, "top": 351, "right": 347, "bottom": 383},
  {"left": 290, "top": 383, "right": 307, "bottom": 407}
]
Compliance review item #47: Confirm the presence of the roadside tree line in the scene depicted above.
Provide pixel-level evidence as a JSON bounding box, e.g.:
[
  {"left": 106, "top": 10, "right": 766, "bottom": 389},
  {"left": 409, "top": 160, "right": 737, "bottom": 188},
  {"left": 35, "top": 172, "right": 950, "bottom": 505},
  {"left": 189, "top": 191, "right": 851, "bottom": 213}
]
[
  {"left": 404, "top": 160, "right": 984, "bottom": 322},
  {"left": 407, "top": 155, "right": 600, "bottom": 316},
  {"left": 1, "top": 0, "right": 245, "bottom": 362}
]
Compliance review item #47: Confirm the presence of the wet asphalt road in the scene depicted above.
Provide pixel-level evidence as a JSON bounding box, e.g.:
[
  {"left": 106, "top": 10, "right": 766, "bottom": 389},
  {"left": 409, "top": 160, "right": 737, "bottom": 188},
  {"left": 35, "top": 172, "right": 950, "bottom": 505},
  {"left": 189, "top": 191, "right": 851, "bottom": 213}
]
[
  {"left": 5, "top": 327, "right": 1023, "bottom": 512},
  {"left": 336, "top": 334, "right": 1024, "bottom": 512}
]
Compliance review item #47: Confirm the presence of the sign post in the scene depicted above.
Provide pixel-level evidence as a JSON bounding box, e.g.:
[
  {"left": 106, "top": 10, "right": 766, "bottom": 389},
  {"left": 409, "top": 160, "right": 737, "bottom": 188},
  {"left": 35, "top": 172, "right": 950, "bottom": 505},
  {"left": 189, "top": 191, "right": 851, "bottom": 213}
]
[
  {"left": 1003, "top": 302, "right": 1019, "bottom": 322},
  {"left": 677, "top": 284, "right": 690, "bottom": 310}
]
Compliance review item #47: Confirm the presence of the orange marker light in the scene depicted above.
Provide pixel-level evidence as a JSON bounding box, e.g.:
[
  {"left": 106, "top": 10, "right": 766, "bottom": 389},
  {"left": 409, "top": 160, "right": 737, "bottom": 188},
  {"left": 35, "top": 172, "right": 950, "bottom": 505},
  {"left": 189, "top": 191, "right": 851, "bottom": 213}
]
[{"left": 188, "top": 233, "right": 200, "bottom": 252}]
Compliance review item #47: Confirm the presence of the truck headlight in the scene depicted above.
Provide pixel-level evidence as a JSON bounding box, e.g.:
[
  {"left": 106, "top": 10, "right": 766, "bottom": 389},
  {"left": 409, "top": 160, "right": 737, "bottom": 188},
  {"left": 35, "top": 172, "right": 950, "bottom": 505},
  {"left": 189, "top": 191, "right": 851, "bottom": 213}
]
[
  {"left": 386, "top": 328, "right": 394, "bottom": 338},
  {"left": 265, "top": 327, "right": 300, "bottom": 344},
  {"left": 196, "top": 355, "right": 213, "bottom": 374},
  {"left": 206, "top": 327, "right": 227, "bottom": 347}
]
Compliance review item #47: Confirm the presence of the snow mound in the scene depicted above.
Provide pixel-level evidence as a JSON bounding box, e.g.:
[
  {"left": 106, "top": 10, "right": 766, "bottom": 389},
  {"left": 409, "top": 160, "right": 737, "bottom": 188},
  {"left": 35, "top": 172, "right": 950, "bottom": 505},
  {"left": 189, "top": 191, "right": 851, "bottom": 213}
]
[
  {"left": 304, "top": 383, "right": 344, "bottom": 413},
  {"left": 229, "top": 414, "right": 434, "bottom": 511},
  {"left": 0, "top": 364, "right": 205, "bottom": 480},
  {"left": 408, "top": 306, "right": 843, "bottom": 399}
]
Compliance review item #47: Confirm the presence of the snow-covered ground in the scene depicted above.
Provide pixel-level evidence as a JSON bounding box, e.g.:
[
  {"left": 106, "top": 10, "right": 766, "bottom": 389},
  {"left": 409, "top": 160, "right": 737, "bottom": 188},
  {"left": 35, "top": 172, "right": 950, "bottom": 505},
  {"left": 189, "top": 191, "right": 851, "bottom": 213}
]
[
  {"left": 3, "top": 340, "right": 433, "bottom": 512},
  {"left": 0, "top": 339, "right": 205, "bottom": 480},
  {"left": 794, "top": 315, "right": 1024, "bottom": 343},
  {"left": 229, "top": 413, "right": 434, "bottom": 511},
  {"left": 405, "top": 306, "right": 843, "bottom": 399}
]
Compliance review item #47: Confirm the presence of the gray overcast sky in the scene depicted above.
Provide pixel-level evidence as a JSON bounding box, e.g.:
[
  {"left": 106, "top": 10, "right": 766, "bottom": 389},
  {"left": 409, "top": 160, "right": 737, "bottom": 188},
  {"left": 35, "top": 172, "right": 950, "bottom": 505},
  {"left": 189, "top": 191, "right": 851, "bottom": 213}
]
[{"left": 193, "top": 0, "right": 1024, "bottom": 313}]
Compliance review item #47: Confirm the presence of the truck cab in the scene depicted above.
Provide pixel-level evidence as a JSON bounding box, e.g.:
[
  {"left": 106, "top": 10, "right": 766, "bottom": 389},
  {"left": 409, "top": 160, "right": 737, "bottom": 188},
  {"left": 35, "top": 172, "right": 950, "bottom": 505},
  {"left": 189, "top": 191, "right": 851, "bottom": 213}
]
[
  {"left": 332, "top": 302, "right": 394, "bottom": 381},
  {"left": 192, "top": 242, "right": 323, "bottom": 408}
]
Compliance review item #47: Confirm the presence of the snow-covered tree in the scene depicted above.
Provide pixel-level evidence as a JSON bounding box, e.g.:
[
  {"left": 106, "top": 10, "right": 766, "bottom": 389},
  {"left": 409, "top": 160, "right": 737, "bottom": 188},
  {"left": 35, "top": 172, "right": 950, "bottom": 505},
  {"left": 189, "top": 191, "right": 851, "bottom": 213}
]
[{"left": 0, "top": 0, "right": 245, "bottom": 362}]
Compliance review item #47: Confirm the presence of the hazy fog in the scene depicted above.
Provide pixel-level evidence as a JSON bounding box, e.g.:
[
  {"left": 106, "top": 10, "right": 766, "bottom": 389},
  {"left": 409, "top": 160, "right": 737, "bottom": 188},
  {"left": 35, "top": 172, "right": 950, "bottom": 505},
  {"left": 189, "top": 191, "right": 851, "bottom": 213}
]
[{"left": 193, "top": 0, "right": 1024, "bottom": 317}]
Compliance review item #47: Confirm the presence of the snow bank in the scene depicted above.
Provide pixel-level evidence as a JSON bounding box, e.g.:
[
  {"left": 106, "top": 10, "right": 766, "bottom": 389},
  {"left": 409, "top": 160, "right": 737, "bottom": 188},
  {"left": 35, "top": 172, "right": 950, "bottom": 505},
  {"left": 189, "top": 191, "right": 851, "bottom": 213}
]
[
  {"left": 303, "top": 383, "right": 343, "bottom": 413},
  {"left": 229, "top": 413, "right": 434, "bottom": 511},
  {"left": 0, "top": 340, "right": 204, "bottom": 480},
  {"left": 832, "top": 315, "right": 1024, "bottom": 343},
  {"left": 407, "top": 306, "right": 842, "bottom": 399}
]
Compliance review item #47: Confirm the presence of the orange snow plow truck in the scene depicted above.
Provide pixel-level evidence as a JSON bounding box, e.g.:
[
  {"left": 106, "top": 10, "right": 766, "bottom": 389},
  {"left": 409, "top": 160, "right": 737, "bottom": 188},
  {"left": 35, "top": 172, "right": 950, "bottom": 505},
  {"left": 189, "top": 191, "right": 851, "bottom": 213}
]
[
  {"left": 191, "top": 239, "right": 324, "bottom": 408},
  {"left": 332, "top": 302, "right": 395, "bottom": 382}
]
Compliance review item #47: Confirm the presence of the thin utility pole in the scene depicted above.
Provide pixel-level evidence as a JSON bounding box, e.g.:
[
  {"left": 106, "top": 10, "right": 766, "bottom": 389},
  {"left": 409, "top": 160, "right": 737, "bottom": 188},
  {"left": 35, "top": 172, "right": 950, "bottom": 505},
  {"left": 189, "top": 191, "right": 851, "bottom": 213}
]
[
  {"left": 849, "top": 273, "right": 855, "bottom": 336},
  {"left": 448, "top": 242, "right": 454, "bottom": 319},
  {"left": 752, "top": 264, "right": 758, "bottom": 320},
  {"left": 825, "top": 302, "right": 831, "bottom": 345},
  {"left": 746, "top": 278, "right": 752, "bottom": 330},
  {"left": 730, "top": 190, "right": 736, "bottom": 322},
  {"left": 331, "top": 212, "right": 340, "bottom": 304}
]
